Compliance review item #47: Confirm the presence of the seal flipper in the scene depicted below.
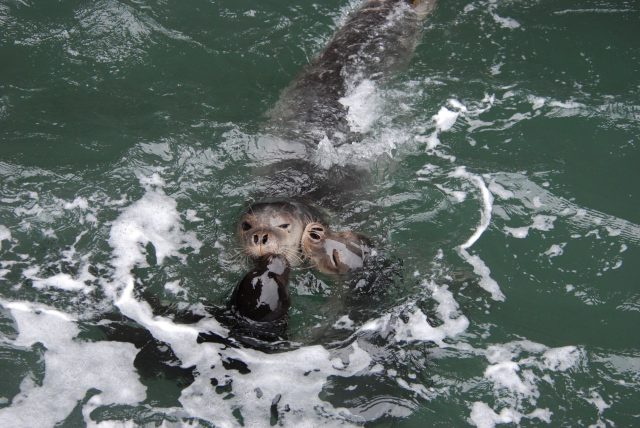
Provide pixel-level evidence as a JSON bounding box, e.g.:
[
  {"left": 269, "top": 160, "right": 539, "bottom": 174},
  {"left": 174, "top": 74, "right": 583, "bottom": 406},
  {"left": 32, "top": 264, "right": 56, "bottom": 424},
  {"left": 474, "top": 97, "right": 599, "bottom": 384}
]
[{"left": 229, "top": 254, "right": 291, "bottom": 323}]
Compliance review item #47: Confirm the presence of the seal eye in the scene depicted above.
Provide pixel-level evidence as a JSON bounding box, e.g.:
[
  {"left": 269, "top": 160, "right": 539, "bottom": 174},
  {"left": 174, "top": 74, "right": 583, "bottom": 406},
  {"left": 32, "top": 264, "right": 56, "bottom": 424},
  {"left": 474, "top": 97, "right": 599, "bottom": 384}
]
[
  {"left": 278, "top": 224, "right": 290, "bottom": 229},
  {"left": 241, "top": 221, "right": 251, "bottom": 231}
]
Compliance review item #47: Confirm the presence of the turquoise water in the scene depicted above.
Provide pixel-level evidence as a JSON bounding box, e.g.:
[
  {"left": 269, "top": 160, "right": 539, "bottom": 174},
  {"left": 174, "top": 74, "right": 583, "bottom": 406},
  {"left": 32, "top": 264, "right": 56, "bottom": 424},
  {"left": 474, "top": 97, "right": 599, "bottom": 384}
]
[{"left": 1, "top": 0, "right": 639, "bottom": 426}]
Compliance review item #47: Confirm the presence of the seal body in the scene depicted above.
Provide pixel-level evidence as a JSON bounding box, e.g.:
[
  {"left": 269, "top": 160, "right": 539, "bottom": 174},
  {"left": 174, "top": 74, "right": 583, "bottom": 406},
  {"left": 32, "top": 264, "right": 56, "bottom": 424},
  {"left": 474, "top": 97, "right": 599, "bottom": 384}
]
[
  {"left": 268, "top": 0, "right": 436, "bottom": 145},
  {"left": 229, "top": 254, "right": 291, "bottom": 322},
  {"left": 302, "top": 222, "right": 372, "bottom": 275},
  {"left": 252, "top": 0, "right": 437, "bottom": 204}
]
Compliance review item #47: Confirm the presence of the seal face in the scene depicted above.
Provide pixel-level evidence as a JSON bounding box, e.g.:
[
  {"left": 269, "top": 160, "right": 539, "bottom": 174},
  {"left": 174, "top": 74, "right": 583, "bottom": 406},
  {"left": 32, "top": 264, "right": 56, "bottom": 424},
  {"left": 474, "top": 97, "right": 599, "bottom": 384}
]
[
  {"left": 302, "top": 222, "right": 371, "bottom": 274},
  {"left": 238, "top": 200, "right": 318, "bottom": 265}
]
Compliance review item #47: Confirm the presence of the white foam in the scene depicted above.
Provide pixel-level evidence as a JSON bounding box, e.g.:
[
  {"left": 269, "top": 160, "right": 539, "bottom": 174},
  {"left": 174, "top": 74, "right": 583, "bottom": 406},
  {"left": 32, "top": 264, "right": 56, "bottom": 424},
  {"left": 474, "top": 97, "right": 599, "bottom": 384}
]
[
  {"left": 164, "top": 280, "right": 187, "bottom": 296},
  {"left": 63, "top": 197, "right": 89, "bottom": 210},
  {"left": 491, "top": 13, "right": 521, "bottom": 29},
  {"left": 503, "top": 215, "right": 556, "bottom": 240},
  {"left": 488, "top": 171, "right": 640, "bottom": 246},
  {"left": 474, "top": 340, "right": 586, "bottom": 427},
  {"left": 314, "top": 136, "right": 340, "bottom": 170},
  {"left": 433, "top": 184, "right": 467, "bottom": 203},
  {"left": 339, "top": 78, "right": 381, "bottom": 133},
  {"left": 108, "top": 183, "right": 201, "bottom": 299},
  {"left": 185, "top": 209, "right": 203, "bottom": 222},
  {"left": 485, "top": 361, "right": 536, "bottom": 396},
  {"left": 31, "top": 271, "right": 93, "bottom": 292},
  {"left": 504, "top": 226, "right": 529, "bottom": 239},
  {"left": 490, "top": 62, "right": 503, "bottom": 75},
  {"left": 586, "top": 391, "right": 610, "bottom": 414},
  {"left": 531, "top": 215, "right": 556, "bottom": 231},
  {"left": 543, "top": 243, "right": 565, "bottom": 258},
  {"left": 543, "top": 346, "right": 582, "bottom": 371},
  {"left": 488, "top": 181, "right": 514, "bottom": 200},
  {"left": 395, "top": 308, "right": 447, "bottom": 344},
  {"left": 0, "top": 225, "right": 11, "bottom": 250},
  {"left": 469, "top": 402, "right": 522, "bottom": 428},
  {"left": 433, "top": 106, "right": 459, "bottom": 132},
  {"left": 549, "top": 100, "right": 585, "bottom": 109},
  {"left": 333, "top": 315, "right": 355, "bottom": 330},
  {"left": 365, "top": 279, "right": 469, "bottom": 346},
  {"left": 449, "top": 168, "right": 503, "bottom": 301},
  {"left": 528, "top": 96, "right": 546, "bottom": 110},
  {"left": 453, "top": 167, "right": 493, "bottom": 250},
  {"left": 469, "top": 402, "right": 551, "bottom": 428},
  {"left": 427, "top": 280, "right": 470, "bottom": 338},
  {"left": 605, "top": 226, "right": 621, "bottom": 237},
  {"left": 416, "top": 132, "right": 441, "bottom": 150},
  {"left": 312, "top": 126, "right": 410, "bottom": 169},
  {"left": 0, "top": 300, "right": 146, "bottom": 427}
]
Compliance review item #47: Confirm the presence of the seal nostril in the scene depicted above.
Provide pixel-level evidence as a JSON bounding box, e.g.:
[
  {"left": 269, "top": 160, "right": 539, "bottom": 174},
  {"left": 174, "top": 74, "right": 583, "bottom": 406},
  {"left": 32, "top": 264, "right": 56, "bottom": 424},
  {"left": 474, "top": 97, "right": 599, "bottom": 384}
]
[
  {"left": 253, "top": 234, "right": 259, "bottom": 244},
  {"left": 262, "top": 234, "right": 268, "bottom": 244},
  {"left": 309, "top": 232, "right": 321, "bottom": 241}
]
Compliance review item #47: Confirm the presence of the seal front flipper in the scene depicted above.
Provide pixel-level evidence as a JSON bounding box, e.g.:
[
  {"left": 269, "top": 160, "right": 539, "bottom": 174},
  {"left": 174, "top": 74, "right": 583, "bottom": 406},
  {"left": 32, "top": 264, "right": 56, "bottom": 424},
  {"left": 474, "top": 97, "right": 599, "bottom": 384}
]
[{"left": 229, "top": 254, "right": 291, "bottom": 323}]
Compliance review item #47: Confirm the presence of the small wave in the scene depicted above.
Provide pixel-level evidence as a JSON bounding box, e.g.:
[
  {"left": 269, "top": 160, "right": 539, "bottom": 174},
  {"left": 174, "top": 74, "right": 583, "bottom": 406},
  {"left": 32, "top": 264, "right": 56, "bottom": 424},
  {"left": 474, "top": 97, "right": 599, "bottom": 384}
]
[
  {"left": 553, "top": 8, "right": 638, "bottom": 15},
  {"left": 488, "top": 172, "right": 640, "bottom": 246}
]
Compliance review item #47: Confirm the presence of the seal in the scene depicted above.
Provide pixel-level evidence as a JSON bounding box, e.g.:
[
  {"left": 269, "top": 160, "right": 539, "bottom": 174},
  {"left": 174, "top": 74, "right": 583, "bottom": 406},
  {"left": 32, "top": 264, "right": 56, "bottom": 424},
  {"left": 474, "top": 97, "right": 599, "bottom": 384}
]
[
  {"left": 229, "top": 0, "right": 436, "bottom": 334},
  {"left": 229, "top": 254, "right": 291, "bottom": 322},
  {"left": 301, "top": 222, "right": 372, "bottom": 275},
  {"left": 237, "top": 200, "right": 323, "bottom": 265}
]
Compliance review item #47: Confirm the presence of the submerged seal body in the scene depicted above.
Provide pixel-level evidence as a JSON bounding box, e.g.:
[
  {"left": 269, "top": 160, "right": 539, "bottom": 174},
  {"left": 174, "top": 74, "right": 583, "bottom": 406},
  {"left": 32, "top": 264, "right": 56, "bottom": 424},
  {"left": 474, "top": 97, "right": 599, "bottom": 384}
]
[{"left": 268, "top": 0, "right": 435, "bottom": 145}]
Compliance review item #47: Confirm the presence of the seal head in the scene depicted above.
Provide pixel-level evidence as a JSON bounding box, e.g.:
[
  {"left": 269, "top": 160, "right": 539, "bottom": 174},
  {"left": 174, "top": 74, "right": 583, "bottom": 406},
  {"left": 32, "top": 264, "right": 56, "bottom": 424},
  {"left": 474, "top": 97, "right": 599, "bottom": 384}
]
[
  {"left": 238, "top": 200, "right": 320, "bottom": 265},
  {"left": 301, "top": 222, "right": 371, "bottom": 275}
]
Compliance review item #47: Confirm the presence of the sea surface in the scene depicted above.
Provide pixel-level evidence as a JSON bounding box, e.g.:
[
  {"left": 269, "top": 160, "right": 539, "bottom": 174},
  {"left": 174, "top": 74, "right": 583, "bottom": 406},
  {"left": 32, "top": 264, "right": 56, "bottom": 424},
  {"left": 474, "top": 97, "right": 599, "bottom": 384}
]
[{"left": 1, "top": 0, "right": 639, "bottom": 426}]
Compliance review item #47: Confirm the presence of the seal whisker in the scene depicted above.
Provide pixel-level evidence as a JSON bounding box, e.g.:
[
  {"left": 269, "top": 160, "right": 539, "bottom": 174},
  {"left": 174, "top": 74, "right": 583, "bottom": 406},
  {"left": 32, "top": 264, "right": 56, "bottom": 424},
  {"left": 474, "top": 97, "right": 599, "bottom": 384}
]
[{"left": 281, "top": 247, "right": 305, "bottom": 265}]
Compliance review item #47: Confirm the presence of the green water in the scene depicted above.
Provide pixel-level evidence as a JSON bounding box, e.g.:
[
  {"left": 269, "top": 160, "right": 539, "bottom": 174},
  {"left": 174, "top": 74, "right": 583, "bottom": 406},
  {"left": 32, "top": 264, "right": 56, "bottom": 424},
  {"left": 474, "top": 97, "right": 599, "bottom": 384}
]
[{"left": 1, "top": 0, "right": 639, "bottom": 426}]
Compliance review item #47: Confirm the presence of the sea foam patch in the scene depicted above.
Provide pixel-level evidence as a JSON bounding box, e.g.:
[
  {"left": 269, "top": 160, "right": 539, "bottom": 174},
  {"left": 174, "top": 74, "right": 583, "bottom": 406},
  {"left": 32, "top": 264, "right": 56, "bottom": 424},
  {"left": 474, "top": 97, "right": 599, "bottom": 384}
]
[
  {"left": 0, "top": 300, "right": 146, "bottom": 427},
  {"left": 503, "top": 215, "right": 557, "bottom": 239},
  {"left": 0, "top": 225, "right": 11, "bottom": 250},
  {"left": 340, "top": 78, "right": 381, "bottom": 134},
  {"left": 469, "top": 340, "right": 584, "bottom": 428},
  {"left": 360, "top": 278, "right": 469, "bottom": 347}
]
